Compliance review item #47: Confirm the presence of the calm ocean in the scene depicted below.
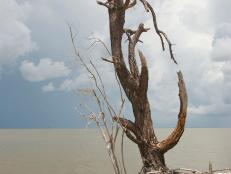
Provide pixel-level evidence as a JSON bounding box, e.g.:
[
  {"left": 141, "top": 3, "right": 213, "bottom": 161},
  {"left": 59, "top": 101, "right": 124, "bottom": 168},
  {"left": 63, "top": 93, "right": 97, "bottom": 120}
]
[{"left": 0, "top": 129, "right": 230, "bottom": 174}]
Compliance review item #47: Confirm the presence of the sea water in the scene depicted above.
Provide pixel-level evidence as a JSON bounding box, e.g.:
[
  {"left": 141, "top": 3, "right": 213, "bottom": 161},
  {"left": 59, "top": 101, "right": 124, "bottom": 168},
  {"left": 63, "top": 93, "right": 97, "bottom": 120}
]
[{"left": 0, "top": 129, "right": 230, "bottom": 174}]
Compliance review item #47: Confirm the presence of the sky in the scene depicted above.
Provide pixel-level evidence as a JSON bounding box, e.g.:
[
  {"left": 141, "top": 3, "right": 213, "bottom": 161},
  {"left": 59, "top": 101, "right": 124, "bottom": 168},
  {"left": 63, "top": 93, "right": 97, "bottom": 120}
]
[{"left": 0, "top": 0, "right": 231, "bottom": 128}]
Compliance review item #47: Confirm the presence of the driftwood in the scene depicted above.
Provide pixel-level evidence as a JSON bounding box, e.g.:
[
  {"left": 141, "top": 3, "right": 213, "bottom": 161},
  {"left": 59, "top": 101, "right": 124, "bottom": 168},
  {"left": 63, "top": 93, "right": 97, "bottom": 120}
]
[
  {"left": 171, "top": 169, "right": 231, "bottom": 174},
  {"left": 145, "top": 165, "right": 231, "bottom": 174},
  {"left": 141, "top": 162, "right": 231, "bottom": 174}
]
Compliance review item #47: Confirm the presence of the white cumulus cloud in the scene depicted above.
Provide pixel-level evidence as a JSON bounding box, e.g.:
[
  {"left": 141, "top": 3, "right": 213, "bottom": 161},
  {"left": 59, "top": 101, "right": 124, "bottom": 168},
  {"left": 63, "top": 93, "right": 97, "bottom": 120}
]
[
  {"left": 211, "top": 37, "right": 231, "bottom": 62},
  {"left": 0, "top": 0, "right": 36, "bottom": 71},
  {"left": 20, "top": 58, "right": 71, "bottom": 82},
  {"left": 42, "top": 82, "right": 55, "bottom": 92},
  {"left": 59, "top": 74, "right": 90, "bottom": 92}
]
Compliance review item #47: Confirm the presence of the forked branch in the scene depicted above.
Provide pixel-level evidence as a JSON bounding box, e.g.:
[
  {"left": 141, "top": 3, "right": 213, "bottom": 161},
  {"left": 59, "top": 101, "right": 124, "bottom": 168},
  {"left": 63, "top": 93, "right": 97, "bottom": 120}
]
[{"left": 125, "top": 23, "right": 150, "bottom": 80}]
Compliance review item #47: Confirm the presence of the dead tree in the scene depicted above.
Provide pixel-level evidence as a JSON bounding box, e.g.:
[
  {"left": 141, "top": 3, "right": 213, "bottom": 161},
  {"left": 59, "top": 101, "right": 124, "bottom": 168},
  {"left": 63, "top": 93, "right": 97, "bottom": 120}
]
[{"left": 95, "top": 0, "right": 188, "bottom": 173}]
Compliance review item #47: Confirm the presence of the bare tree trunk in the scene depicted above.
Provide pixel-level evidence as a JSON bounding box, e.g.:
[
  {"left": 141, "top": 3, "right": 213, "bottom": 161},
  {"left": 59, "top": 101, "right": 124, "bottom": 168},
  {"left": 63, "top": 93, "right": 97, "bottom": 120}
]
[{"left": 97, "top": 0, "right": 188, "bottom": 173}]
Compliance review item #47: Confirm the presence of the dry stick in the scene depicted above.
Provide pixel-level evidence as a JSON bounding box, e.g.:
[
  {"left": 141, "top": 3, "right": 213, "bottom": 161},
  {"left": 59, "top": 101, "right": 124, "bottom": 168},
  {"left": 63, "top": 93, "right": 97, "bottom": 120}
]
[
  {"left": 92, "top": 90, "right": 121, "bottom": 174},
  {"left": 101, "top": 57, "right": 116, "bottom": 64},
  {"left": 92, "top": 57, "right": 128, "bottom": 174},
  {"left": 87, "top": 36, "right": 120, "bottom": 142},
  {"left": 87, "top": 37, "right": 130, "bottom": 145},
  {"left": 70, "top": 25, "right": 130, "bottom": 174},
  {"left": 70, "top": 26, "right": 113, "bottom": 120},
  {"left": 172, "top": 168, "right": 202, "bottom": 174},
  {"left": 115, "top": 71, "right": 124, "bottom": 104},
  {"left": 92, "top": 90, "right": 111, "bottom": 139},
  {"left": 91, "top": 90, "right": 119, "bottom": 173},
  {"left": 74, "top": 28, "right": 128, "bottom": 174},
  {"left": 90, "top": 61, "right": 116, "bottom": 116},
  {"left": 88, "top": 37, "right": 112, "bottom": 56},
  {"left": 88, "top": 39, "right": 127, "bottom": 144},
  {"left": 113, "top": 99, "right": 125, "bottom": 144},
  {"left": 83, "top": 97, "right": 125, "bottom": 174},
  {"left": 96, "top": 118, "right": 119, "bottom": 174},
  {"left": 113, "top": 70, "right": 126, "bottom": 170},
  {"left": 159, "top": 30, "right": 177, "bottom": 64},
  {"left": 88, "top": 37, "right": 118, "bottom": 120},
  {"left": 92, "top": 90, "right": 104, "bottom": 112},
  {"left": 70, "top": 26, "right": 121, "bottom": 173},
  {"left": 90, "top": 61, "right": 120, "bottom": 152},
  {"left": 88, "top": 38, "right": 124, "bottom": 120},
  {"left": 90, "top": 60, "right": 121, "bottom": 145},
  {"left": 121, "top": 130, "right": 127, "bottom": 174}
]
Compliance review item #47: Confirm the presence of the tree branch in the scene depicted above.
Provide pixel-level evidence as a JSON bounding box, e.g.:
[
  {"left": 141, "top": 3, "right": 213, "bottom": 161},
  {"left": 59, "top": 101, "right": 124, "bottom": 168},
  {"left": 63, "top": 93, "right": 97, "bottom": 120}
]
[
  {"left": 159, "top": 30, "right": 177, "bottom": 64},
  {"left": 157, "top": 71, "right": 188, "bottom": 153},
  {"left": 124, "top": 0, "right": 130, "bottom": 8},
  {"left": 112, "top": 116, "right": 141, "bottom": 145},
  {"left": 139, "top": 0, "right": 178, "bottom": 64},
  {"left": 125, "top": 130, "right": 141, "bottom": 144},
  {"left": 97, "top": 1, "right": 114, "bottom": 9},
  {"left": 101, "top": 57, "right": 116, "bottom": 64},
  {"left": 124, "top": 0, "right": 137, "bottom": 9},
  {"left": 126, "top": 23, "right": 149, "bottom": 80},
  {"left": 121, "top": 130, "right": 127, "bottom": 174},
  {"left": 88, "top": 37, "right": 112, "bottom": 56},
  {"left": 123, "top": 28, "right": 136, "bottom": 35},
  {"left": 139, "top": 0, "right": 149, "bottom": 12},
  {"left": 132, "top": 23, "right": 150, "bottom": 45},
  {"left": 113, "top": 116, "right": 136, "bottom": 134},
  {"left": 138, "top": 50, "right": 148, "bottom": 97}
]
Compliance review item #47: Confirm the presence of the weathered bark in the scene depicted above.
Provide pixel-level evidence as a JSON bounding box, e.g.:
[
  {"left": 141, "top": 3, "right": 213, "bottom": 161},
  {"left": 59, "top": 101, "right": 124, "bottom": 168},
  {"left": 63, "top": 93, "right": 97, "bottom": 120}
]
[{"left": 97, "top": 0, "right": 188, "bottom": 173}]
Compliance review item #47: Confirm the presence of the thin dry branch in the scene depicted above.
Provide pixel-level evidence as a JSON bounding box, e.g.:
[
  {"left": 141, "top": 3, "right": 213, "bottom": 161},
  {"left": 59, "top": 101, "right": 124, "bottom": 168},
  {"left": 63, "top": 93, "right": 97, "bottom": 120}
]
[
  {"left": 139, "top": 1, "right": 178, "bottom": 64},
  {"left": 90, "top": 60, "right": 117, "bottom": 116},
  {"left": 139, "top": 0, "right": 149, "bottom": 11},
  {"left": 90, "top": 60, "right": 123, "bottom": 145},
  {"left": 112, "top": 68, "right": 126, "bottom": 144},
  {"left": 113, "top": 98, "right": 125, "bottom": 143},
  {"left": 101, "top": 57, "right": 116, "bottom": 64},
  {"left": 159, "top": 30, "right": 177, "bottom": 64},
  {"left": 121, "top": 130, "right": 127, "bottom": 174},
  {"left": 70, "top": 27, "right": 117, "bottom": 121},
  {"left": 75, "top": 63, "right": 121, "bottom": 174},
  {"left": 88, "top": 37, "right": 112, "bottom": 56}
]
